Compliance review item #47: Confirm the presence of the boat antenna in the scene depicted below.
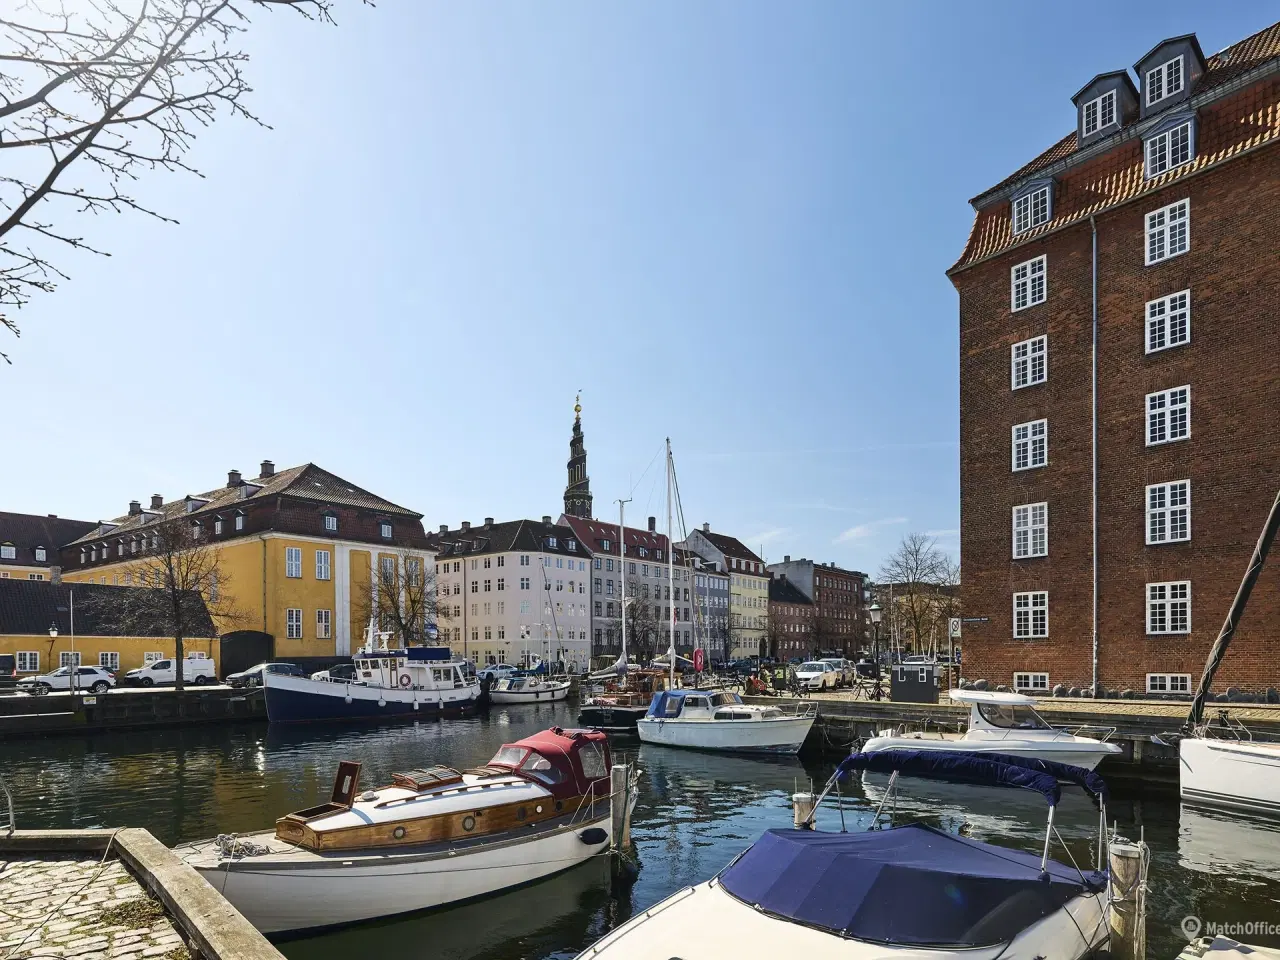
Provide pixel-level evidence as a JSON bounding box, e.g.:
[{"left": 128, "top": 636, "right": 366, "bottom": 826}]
[{"left": 666, "top": 438, "right": 676, "bottom": 691}]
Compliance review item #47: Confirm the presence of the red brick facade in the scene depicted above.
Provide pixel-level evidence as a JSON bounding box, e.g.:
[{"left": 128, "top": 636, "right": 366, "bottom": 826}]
[{"left": 952, "top": 46, "right": 1280, "bottom": 695}]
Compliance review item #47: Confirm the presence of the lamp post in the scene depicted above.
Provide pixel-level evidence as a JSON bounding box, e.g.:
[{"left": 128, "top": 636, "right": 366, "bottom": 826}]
[{"left": 869, "top": 601, "right": 883, "bottom": 663}]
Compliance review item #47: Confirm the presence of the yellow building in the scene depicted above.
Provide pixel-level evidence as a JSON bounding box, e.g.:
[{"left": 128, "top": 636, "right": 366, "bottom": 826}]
[
  {"left": 60, "top": 461, "right": 433, "bottom": 669},
  {"left": 681, "top": 525, "right": 770, "bottom": 660},
  {"left": 0, "top": 512, "right": 96, "bottom": 582}
]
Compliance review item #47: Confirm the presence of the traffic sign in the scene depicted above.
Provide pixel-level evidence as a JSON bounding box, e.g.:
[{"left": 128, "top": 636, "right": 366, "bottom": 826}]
[{"left": 948, "top": 618, "right": 962, "bottom": 638}]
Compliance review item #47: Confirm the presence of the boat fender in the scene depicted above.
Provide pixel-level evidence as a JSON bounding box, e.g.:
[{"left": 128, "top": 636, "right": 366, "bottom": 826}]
[
  {"left": 412, "top": 700, "right": 419, "bottom": 711},
  {"left": 399, "top": 673, "right": 412, "bottom": 689},
  {"left": 378, "top": 699, "right": 386, "bottom": 708},
  {"left": 578, "top": 827, "right": 608, "bottom": 846}
]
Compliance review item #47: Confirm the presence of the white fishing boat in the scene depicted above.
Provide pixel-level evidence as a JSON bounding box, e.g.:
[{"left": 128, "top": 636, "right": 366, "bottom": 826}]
[
  {"left": 636, "top": 689, "right": 817, "bottom": 755},
  {"left": 489, "top": 675, "right": 571, "bottom": 705},
  {"left": 176, "top": 728, "right": 638, "bottom": 934},
  {"left": 861, "top": 689, "right": 1121, "bottom": 770}
]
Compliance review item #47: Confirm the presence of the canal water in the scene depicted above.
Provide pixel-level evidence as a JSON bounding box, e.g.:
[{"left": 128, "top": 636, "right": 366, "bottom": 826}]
[{"left": 3, "top": 703, "right": 1279, "bottom": 959}]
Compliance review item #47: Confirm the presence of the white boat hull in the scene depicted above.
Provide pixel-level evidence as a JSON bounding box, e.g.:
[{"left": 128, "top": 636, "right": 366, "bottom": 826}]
[
  {"left": 489, "top": 683, "right": 571, "bottom": 705},
  {"left": 635, "top": 715, "right": 815, "bottom": 754},
  {"left": 1180, "top": 736, "right": 1280, "bottom": 815},
  {"left": 861, "top": 734, "right": 1118, "bottom": 771},
  {"left": 182, "top": 815, "right": 613, "bottom": 934}
]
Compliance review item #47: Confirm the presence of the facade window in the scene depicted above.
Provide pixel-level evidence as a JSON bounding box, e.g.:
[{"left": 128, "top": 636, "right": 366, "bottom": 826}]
[
  {"left": 407, "top": 558, "right": 421, "bottom": 587},
  {"left": 1147, "top": 386, "right": 1190, "bottom": 446},
  {"left": 1146, "top": 56, "right": 1183, "bottom": 106},
  {"left": 60, "top": 651, "right": 82, "bottom": 668},
  {"left": 520, "top": 555, "right": 530, "bottom": 566},
  {"left": 16, "top": 651, "right": 39, "bottom": 672},
  {"left": 144, "top": 652, "right": 162, "bottom": 663},
  {"left": 497, "top": 577, "right": 505, "bottom": 590},
  {"left": 1146, "top": 291, "right": 1190, "bottom": 353},
  {"left": 1011, "top": 419, "right": 1048, "bottom": 471},
  {"left": 1082, "top": 90, "right": 1116, "bottom": 136},
  {"left": 285, "top": 546, "right": 302, "bottom": 578},
  {"left": 1147, "top": 480, "right": 1191, "bottom": 544},
  {"left": 567, "top": 540, "right": 576, "bottom": 552},
  {"left": 235, "top": 512, "right": 245, "bottom": 531},
  {"left": 34, "top": 547, "right": 46, "bottom": 562},
  {"left": 214, "top": 518, "right": 223, "bottom": 535},
  {"left": 1145, "top": 121, "right": 1192, "bottom": 178},
  {"left": 287, "top": 608, "right": 303, "bottom": 639},
  {"left": 1147, "top": 581, "right": 1191, "bottom": 634},
  {"left": 324, "top": 513, "right": 338, "bottom": 532},
  {"left": 316, "top": 549, "right": 331, "bottom": 580},
  {"left": 381, "top": 557, "right": 394, "bottom": 580},
  {"left": 1146, "top": 199, "right": 1189, "bottom": 265},
  {"left": 520, "top": 600, "right": 531, "bottom": 614},
  {"left": 28, "top": 573, "right": 43, "bottom": 581},
  {"left": 484, "top": 558, "right": 491, "bottom": 569},
  {"left": 548, "top": 537, "right": 558, "bottom": 548},
  {"left": 380, "top": 522, "right": 392, "bottom": 539},
  {"left": 0, "top": 544, "right": 14, "bottom": 560},
  {"left": 484, "top": 579, "right": 492, "bottom": 592},
  {"left": 1011, "top": 335, "right": 1047, "bottom": 389},
  {"left": 520, "top": 577, "right": 530, "bottom": 590},
  {"left": 496, "top": 556, "right": 504, "bottom": 567},
  {"left": 1147, "top": 673, "right": 1192, "bottom": 693},
  {"left": 316, "top": 609, "right": 331, "bottom": 639},
  {"left": 1013, "top": 671, "right": 1049, "bottom": 691},
  {"left": 1013, "top": 591, "right": 1048, "bottom": 639},
  {"left": 1012, "top": 186, "right": 1051, "bottom": 235},
  {"left": 99, "top": 652, "right": 120, "bottom": 671},
  {"left": 1011, "top": 255, "right": 1046, "bottom": 311},
  {"left": 1012, "top": 502, "right": 1048, "bottom": 559}
]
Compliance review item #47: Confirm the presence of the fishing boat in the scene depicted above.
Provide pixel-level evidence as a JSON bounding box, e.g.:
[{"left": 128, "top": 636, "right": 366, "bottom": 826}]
[
  {"left": 636, "top": 689, "right": 817, "bottom": 754},
  {"left": 262, "top": 620, "right": 479, "bottom": 723},
  {"left": 175, "top": 727, "right": 638, "bottom": 934},
  {"left": 861, "top": 689, "right": 1121, "bottom": 770},
  {"left": 489, "top": 674, "right": 571, "bottom": 705},
  {"left": 575, "top": 748, "right": 1115, "bottom": 960}
]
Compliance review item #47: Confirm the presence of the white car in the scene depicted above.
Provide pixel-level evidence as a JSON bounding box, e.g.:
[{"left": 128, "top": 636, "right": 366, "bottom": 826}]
[
  {"left": 18, "top": 665, "right": 116, "bottom": 695},
  {"left": 795, "top": 661, "right": 840, "bottom": 691},
  {"left": 478, "top": 663, "right": 518, "bottom": 682},
  {"left": 819, "top": 658, "right": 853, "bottom": 687},
  {"left": 124, "top": 656, "right": 217, "bottom": 687}
]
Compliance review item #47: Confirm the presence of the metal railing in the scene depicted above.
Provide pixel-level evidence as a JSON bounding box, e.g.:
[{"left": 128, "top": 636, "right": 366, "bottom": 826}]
[{"left": 1, "top": 771, "right": 14, "bottom": 837}]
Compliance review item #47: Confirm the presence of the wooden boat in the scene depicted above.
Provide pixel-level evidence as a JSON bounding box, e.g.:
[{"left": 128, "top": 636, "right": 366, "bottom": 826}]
[
  {"left": 175, "top": 727, "right": 638, "bottom": 934},
  {"left": 578, "top": 669, "right": 666, "bottom": 732},
  {"left": 489, "top": 675, "right": 571, "bottom": 705}
]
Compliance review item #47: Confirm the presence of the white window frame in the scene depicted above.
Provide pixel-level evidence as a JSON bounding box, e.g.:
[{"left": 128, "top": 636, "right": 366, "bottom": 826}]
[
  {"left": 1010, "top": 255, "right": 1046, "bottom": 312},
  {"left": 1011, "top": 335, "right": 1047, "bottom": 390},
  {"left": 1146, "top": 55, "right": 1184, "bottom": 106},
  {"left": 1146, "top": 385, "right": 1190, "bottom": 446},
  {"left": 324, "top": 514, "right": 338, "bottom": 532},
  {"left": 1012, "top": 186, "right": 1051, "bottom": 235},
  {"left": 315, "top": 549, "right": 332, "bottom": 581},
  {"left": 1013, "top": 591, "right": 1048, "bottom": 639},
  {"left": 286, "top": 607, "right": 303, "bottom": 639},
  {"left": 1012, "top": 502, "right": 1048, "bottom": 559},
  {"left": 1082, "top": 89, "right": 1116, "bottom": 136},
  {"left": 0, "top": 544, "right": 14, "bottom": 560},
  {"left": 1011, "top": 419, "right": 1048, "bottom": 472},
  {"left": 1145, "top": 199, "right": 1189, "bottom": 265},
  {"left": 1145, "top": 121, "right": 1193, "bottom": 178},
  {"left": 1146, "top": 480, "right": 1191, "bottom": 544},
  {"left": 380, "top": 522, "right": 392, "bottom": 539},
  {"left": 1146, "top": 290, "right": 1191, "bottom": 353},
  {"left": 285, "top": 546, "right": 302, "bottom": 578},
  {"left": 34, "top": 547, "right": 46, "bottom": 562},
  {"left": 60, "top": 651, "right": 82, "bottom": 668},
  {"left": 16, "top": 651, "right": 39, "bottom": 672},
  {"left": 1147, "top": 581, "right": 1191, "bottom": 634},
  {"left": 235, "top": 512, "right": 245, "bottom": 531},
  {"left": 99, "top": 652, "right": 120, "bottom": 671},
  {"left": 1013, "top": 671, "right": 1049, "bottom": 692},
  {"left": 1146, "top": 672, "right": 1192, "bottom": 694},
  {"left": 316, "top": 608, "right": 332, "bottom": 639}
]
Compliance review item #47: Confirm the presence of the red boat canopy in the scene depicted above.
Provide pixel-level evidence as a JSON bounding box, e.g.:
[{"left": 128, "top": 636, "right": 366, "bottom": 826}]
[{"left": 486, "top": 727, "right": 612, "bottom": 801}]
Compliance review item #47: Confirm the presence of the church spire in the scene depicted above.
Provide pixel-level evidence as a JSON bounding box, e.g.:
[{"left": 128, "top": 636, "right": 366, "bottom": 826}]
[{"left": 564, "top": 393, "right": 593, "bottom": 519}]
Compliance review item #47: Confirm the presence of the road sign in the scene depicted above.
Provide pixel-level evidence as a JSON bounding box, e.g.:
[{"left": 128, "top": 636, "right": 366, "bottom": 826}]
[
  {"left": 948, "top": 618, "right": 962, "bottom": 638},
  {"left": 961, "top": 616, "right": 989, "bottom": 623}
]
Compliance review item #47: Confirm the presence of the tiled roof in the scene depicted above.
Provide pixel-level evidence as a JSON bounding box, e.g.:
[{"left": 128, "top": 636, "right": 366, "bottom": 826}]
[
  {"left": 0, "top": 513, "right": 97, "bottom": 567},
  {"left": 769, "top": 575, "right": 814, "bottom": 606},
  {"left": 954, "top": 20, "right": 1280, "bottom": 271},
  {"left": 431, "top": 519, "right": 588, "bottom": 559},
  {"left": 0, "top": 579, "right": 215, "bottom": 638},
  {"left": 558, "top": 515, "right": 670, "bottom": 558},
  {"left": 694, "top": 529, "right": 764, "bottom": 564}
]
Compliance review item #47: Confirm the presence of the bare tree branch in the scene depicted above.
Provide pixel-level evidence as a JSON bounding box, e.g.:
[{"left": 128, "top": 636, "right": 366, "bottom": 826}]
[{"left": 875, "top": 533, "right": 961, "bottom": 657}]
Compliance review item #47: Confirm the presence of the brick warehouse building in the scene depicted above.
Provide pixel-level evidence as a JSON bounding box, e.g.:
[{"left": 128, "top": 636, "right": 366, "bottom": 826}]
[{"left": 949, "top": 22, "right": 1280, "bottom": 697}]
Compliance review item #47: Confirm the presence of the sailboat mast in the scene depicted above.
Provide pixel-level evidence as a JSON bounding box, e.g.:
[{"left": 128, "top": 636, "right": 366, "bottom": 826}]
[
  {"left": 667, "top": 438, "right": 676, "bottom": 690},
  {"left": 617, "top": 498, "right": 629, "bottom": 665}
]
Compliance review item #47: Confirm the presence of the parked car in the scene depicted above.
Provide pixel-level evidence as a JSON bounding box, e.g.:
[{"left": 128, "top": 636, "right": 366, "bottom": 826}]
[
  {"left": 795, "top": 660, "right": 840, "bottom": 691},
  {"left": 819, "top": 657, "right": 854, "bottom": 687},
  {"left": 477, "top": 663, "right": 518, "bottom": 683},
  {"left": 226, "top": 662, "right": 306, "bottom": 688},
  {"left": 124, "top": 656, "right": 217, "bottom": 687},
  {"left": 311, "top": 663, "right": 359, "bottom": 683},
  {"left": 18, "top": 665, "right": 116, "bottom": 695},
  {"left": 0, "top": 654, "right": 17, "bottom": 689},
  {"left": 902, "top": 655, "right": 935, "bottom": 665}
]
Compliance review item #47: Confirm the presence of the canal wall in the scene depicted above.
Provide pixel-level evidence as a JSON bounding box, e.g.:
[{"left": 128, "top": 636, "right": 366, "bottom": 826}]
[{"left": 0, "top": 686, "right": 266, "bottom": 739}]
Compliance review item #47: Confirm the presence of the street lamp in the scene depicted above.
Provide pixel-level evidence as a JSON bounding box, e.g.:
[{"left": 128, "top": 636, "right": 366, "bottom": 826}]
[
  {"left": 48, "top": 623, "right": 58, "bottom": 638},
  {"left": 868, "top": 602, "right": 882, "bottom": 662}
]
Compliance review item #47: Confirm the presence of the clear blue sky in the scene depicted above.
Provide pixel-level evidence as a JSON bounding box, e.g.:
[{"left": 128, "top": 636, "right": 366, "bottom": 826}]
[{"left": 4, "top": 1, "right": 1274, "bottom": 575}]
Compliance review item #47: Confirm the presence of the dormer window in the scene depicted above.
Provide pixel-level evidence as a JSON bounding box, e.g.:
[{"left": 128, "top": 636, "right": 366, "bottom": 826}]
[
  {"left": 235, "top": 510, "right": 245, "bottom": 531},
  {"left": 567, "top": 539, "right": 576, "bottom": 552},
  {"left": 0, "top": 543, "right": 15, "bottom": 561},
  {"left": 34, "top": 546, "right": 46, "bottom": 562},
  {"left": 380, "top": 522, "right": 392, "bottom": 539},
  {"left": 1147, "top": 56, "right": 1183, "bottom": 106},
  {"left": 1012, "top": 183, "right": 1052, "bottom": 235},
  {"left": 548, "top": 536, "right": 558, "bottom": 548},
  {"left": 214, "top": 516, "right": 224, "bottom": 535},
  {"left": 324, "top": 512, "right": 338, "bottom": 533},
  {"left": 1082, "top": 90, "right": 1116, "bottom": 136},
  {"left": 601, "top": 539, "right": 612, "bottom": 551}
]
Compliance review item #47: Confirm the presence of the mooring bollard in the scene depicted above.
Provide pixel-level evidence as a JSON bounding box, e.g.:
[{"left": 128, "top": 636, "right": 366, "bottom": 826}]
[
  {"left": 792, "top": 791, "right": 816, "bottom": 829},
  {"left": 1109, "top": 839, "right": 1148, "bottom": 960},
  {"left": 610, "top": 764, "right": 628, "bottom": 851}
]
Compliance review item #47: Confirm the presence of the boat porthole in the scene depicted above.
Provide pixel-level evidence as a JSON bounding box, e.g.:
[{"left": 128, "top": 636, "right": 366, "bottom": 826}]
[
  {"left": 517, "top": 807, "right": 527, "bottom": 821},
  {"left": 555, "top": 800, "right": 563, "bottom": 812},
  {"left": 535, "top": 804, "right": 543, "bottom": 814},
  {"left": 462, "top": 815, "right": 476, "bottom": 832},
  {"left": 393, "top": 826, "right": 406, "bottom": 840}
]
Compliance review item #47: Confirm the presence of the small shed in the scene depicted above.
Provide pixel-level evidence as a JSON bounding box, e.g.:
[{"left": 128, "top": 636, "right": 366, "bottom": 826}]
[{"left": 890, "top": 661, "right": 940, "bottom": 704}]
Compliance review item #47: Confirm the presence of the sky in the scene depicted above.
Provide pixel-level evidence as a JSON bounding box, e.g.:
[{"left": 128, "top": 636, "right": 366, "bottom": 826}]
[{"left": 3, "top": 1, "right": 1275, "bottom": 576}]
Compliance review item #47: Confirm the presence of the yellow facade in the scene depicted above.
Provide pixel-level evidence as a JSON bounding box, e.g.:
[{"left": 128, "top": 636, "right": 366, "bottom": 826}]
[
  {"left": 729, "top": 572, "right": 769, "bottom": 659},
  {"left": 0, "top": 633, "right": 219, "bottom": 676},
  {"left": 0, "top": 566, "right": 50, "bottom": 582}
]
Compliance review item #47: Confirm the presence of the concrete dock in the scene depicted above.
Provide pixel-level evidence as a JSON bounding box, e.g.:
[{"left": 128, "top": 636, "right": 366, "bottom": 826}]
[{"left": 0, "top": 686, "right": 266, "bottom": 740}]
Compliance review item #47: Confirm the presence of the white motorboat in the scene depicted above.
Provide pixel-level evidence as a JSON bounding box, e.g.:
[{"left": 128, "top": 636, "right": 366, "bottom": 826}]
[
  {"left": 861, "top": 689, "right": 1122, "bottom": 770},
  {"left": 575, "top": 748, "right": 1115, "bottom": 960},
  {"left": 176, "top": 727, "right": 638, "bottom": 934},
  {"left": 489, "top": 675, "right": 571, "bottom": 705},
  {"left": 1179, "top": 733, "right": 1280, "bottom": 815},
  {"left": 635, "top": 689, "right": 817, "bottom": 755}
]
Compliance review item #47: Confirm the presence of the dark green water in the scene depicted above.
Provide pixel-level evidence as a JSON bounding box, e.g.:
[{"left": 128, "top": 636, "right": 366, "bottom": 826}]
[{"left": 2, "top": 703, "right": 1278, "bottom": 958}]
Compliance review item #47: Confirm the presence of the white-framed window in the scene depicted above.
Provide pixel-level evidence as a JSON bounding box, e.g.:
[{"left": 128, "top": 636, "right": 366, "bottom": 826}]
[
  {"left": 286, "top": 608, "right": 303, "bottom": 639},
  {"left": 1146, "top": 55, "right": 1184, "bottom": 106},
  {"left": 1146, "top": 199, "right": 1189, "bottom": 265},
  {"left": 235, "top": 512, "right": 245, "bottom": 531},
  {"left": 60, "top": 651, "right": 82, "bottom": 668},
  {"left": 1011, "top": 255, "right": 1046, "bottom": 311},
  {"left": 324, "top": 514, "right": 338, "bottom": 532},
  {"left": 1146, "top": 290, "right": 1191, "bottom": 353},
  {"left": 0, "top": 544, "right": 14, "bottom": 560},
  {"left": 315, "top": 549, "right": 331, "bottom": 581},
  {"left": 1082, "top": 89, "right": 1116, "bottom": 136},
  {"left": 28, "top": 573, "right": 44, "bottom": 581},
  {"left": 1145, "top": 121, "right": 1192, "bottom": 178},
  {"left": 1012, "top": 502, "right": 1048, "bottom": 558},
  {"left": 34, "top": 547, "right": 46, "bottom": 562},
  {"left": 1013, "top": 671, "right": 1049, "bottom": 692},
  {"left": 1147, "top": 581, "right": 1191, "bottom": 634},
  {"left": 1146, "top": 386, "right": 1190, "bottom": 446},
  {"left": 99, "top": 652, "right": 120, "bottom": 671},
  {"left": 16, "top": 651, "right": 39, "bottom": 672},
  {"left": 1147, "top": 480, "right": 1191, "bottom": 544},
  {"left": 144, "top": 651, "right": 163, "bottom": 663},
  {"left": 214, "top": 517, "right": 223, "bottom": 535},
  {"left": 380, "top": 522, "right": 392, "bottom": 539},
  {"left": 1147, "top": 673, "right": 1192, "bottom": 693},
  {"left": 285, "top": 547, "right": 302, "bottom": 578},
  {"left": 380, "top": 557, "right": 394, "bottom": 582},
  {"left": 1011, "top": 335, "right": 1047, "bottom": 389},
  {"left": 1012, "top": 419, "right": 1048, "bottom": 471},
  {"left": 1012, "top": 186, "right": 1051, "bottom": 235},
  {"left": 316, "top": 609, "right": 332, "bottom": 639},
  {"left": 1013, "top": 591, "right": 1048, "bottom": 638}
]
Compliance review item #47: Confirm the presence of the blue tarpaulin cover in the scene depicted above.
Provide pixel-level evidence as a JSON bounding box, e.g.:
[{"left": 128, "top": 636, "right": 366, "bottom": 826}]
[
  {"left": 718, "top": 825, "right": 1105, "bottom": 946},
  {"left": 837, "top": 750, "right": 1065, "bottom": 807}
]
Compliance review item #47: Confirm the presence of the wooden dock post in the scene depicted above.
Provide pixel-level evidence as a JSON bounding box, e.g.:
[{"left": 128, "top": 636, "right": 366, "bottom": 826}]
[
  {"left": 1109, "top": 839, "right": 1147, "bottom": 960},
  {"left": 610, "top": 764, "right": 628, "bottom": 851}
]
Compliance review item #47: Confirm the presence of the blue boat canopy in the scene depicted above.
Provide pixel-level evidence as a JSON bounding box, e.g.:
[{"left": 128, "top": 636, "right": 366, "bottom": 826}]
[{"left": 719, "top": 825, "right": 1106, "bottom": 947}]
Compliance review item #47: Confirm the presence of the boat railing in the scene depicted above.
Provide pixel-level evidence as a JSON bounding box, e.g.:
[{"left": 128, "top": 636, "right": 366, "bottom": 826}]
[
  {"left": 1, "top": 771, "right": 13, "bottom": 837},
  {"left": 780, "top": 701, "right": 819, "bottom": 720},
  {"left": 1056, "top": 723, "right": 1117, "bottom": 742}
]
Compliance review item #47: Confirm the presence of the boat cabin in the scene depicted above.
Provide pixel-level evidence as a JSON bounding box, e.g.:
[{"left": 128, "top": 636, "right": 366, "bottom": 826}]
[
  {"left": 352, "top": 648, "right": 471, "bottom": 691},
  {"left": 646, "top": 689, "right": 787, "bottom": 722},
  {"left": 474, "top": 727, "right": 612, "bottom": 803},
  {"left": 950, "top": 689, "right": 1054, "bottom": 733}
]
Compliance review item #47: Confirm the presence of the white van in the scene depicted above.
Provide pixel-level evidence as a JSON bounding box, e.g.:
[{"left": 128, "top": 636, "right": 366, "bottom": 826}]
[{"left": 125, "top": 654, "right": 217, "bottom": 687}]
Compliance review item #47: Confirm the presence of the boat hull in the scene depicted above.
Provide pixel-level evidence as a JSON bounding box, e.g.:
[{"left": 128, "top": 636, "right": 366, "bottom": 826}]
[
  {"left": 578, "top": 703, "right": 649, "bottom": 732},
  {"left": 490, "top": 683, "right": 570, "bottom": 705},
  {"left": 635, "top": 715, "right": 815, "bottom": 755},
  {"left": 263, "top": 674, "right": 478, "bottom": 723},
  {"left": 1180, "top": 736, "right": 1280, "bottom": 815},
  {"left": 860, "top": 735, "right": 1117, "bottom": 771},
  {"left": 184, "top": 815, "right": 613, "bottom": 934}
]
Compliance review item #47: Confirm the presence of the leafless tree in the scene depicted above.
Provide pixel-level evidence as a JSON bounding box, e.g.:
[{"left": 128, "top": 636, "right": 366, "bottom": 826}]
[
  {"left": 0, "top": 0, "right": 359, "bottom": 362},
  {"left": 623, "top": 595, "right": 663, "bottom": 664},
  {"left": 876, "top": 533, "right": 960, "bottom": 657},
  {"left": 355, "top": 549, "right": 444, "bottom": 648}
]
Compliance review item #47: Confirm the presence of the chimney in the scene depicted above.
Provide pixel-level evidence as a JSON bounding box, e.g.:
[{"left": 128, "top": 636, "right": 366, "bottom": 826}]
[
  {"left": 150, "top": 494, "right": 163, "bottom": 510},
  {"left": 484, "top": 517, "right": 494, "bottom": 528},
  {"left": 50, "top": 566, "right": 62, "bottom": 585},
  {"left": 783, "top": 555, "right": 790, "bottom": 563},
  {"left": 227, "top": 469, "right": 242, "bottom": 487},
  {"left": 461, "top": 521, "right": 471, "bottom": 533},
  {"left": 128, "top": 501, "right": 142, "bottom": 516},
  {"left": 702, "top": 522, "right": 710, "bottom": 533},
  {"left": 47, "top": 514, "right": 57, "bottom": 519},
  {"left": 647, "top": 516, "right": 656, "bottom": 533},
  {"left": 260, "top": 459, "right": 275, "bottom": 478},
  {"left": 542, "top": 515, "right": 552, "bottom": 525},
  {"left": 438, "top": 524, "right": 448, "bottom": 535}
]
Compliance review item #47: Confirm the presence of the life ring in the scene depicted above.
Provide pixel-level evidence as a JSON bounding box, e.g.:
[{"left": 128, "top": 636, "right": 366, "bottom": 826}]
[{"left": 398, "top": 673, "right": 412, "bottom": 689}]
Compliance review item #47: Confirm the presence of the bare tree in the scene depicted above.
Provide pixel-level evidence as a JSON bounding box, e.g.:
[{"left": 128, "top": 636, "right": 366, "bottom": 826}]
[
  {"left": 0, "top": 0, "right": 357, "bottom": 362},
  {"left": 355, "top": 549, "right": 444, "bottom": 648},
  {"left": 876, "top": 533, "right": 959, "bottom": 657}
]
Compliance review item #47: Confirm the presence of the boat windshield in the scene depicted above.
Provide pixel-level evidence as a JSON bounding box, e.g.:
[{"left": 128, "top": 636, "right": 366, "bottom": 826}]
[
  {"left": 508, "top": 679, "right": 526, "bottom": 691},
  {"left": 520, "top": 751, "right": 565, "bottom": 784},
  {"left": 977, "top": 703, "right": 1051, "bottom": 730},
  {"left": 488, "top": 745, "right": 527, "bottom": 767}
]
